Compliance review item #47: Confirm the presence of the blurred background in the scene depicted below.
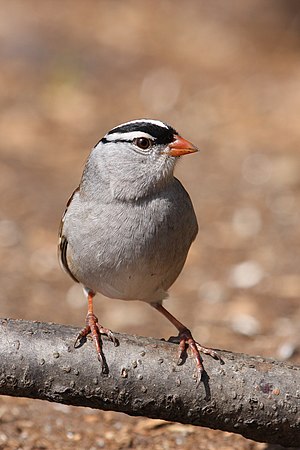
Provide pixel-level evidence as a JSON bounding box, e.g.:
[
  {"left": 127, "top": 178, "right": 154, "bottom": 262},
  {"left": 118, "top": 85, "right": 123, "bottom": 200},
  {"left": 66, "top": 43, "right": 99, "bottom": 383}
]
[{"left": 0, "top": 1, "right": 299, "bottom": 449}]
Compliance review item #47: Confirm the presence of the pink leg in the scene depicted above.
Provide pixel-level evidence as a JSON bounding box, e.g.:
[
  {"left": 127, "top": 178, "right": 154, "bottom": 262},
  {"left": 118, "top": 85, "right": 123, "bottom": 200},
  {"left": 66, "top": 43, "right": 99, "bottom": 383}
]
[
  {"left": 75, "top": 290, "right": 118, "bottom": 368},
  {"left": 152, "top": 303, "right": 222, "bottom": 381}
]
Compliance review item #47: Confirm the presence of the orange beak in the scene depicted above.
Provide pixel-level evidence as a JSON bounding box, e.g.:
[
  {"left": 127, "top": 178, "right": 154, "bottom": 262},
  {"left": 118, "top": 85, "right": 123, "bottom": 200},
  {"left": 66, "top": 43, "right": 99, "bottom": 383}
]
[{"left": 166, "top": 135, "right": 198, "bottom": 157}]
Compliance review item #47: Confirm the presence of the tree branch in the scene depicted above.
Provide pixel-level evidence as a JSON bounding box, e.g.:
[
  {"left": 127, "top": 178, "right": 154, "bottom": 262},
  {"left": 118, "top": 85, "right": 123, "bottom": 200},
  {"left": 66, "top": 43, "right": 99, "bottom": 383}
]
[{"left": 0, "top": 318, "right": 299, "bottom": 447}]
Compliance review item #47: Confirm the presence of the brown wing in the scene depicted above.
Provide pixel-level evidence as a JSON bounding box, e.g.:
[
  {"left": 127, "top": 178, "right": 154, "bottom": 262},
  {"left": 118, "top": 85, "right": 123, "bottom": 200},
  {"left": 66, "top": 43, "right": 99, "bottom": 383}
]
[{"left": 58, "top": 187, "right": 79, "bottom": 283}]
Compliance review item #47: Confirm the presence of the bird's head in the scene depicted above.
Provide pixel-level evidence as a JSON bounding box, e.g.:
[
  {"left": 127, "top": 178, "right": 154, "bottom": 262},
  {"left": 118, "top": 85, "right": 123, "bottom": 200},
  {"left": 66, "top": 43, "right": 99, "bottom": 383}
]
[{"left": 82, "top": 119, "right": 198, "bottom": 201}]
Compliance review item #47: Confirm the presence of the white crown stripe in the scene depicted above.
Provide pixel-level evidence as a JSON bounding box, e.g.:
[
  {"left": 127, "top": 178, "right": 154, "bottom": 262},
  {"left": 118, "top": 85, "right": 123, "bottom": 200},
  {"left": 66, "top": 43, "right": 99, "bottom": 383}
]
[
  {"left": 111, "top": 119, "right": 169, "bottom": 131},
  {"left": 105, "top": 131, "right": 155, "bottom": 141}
]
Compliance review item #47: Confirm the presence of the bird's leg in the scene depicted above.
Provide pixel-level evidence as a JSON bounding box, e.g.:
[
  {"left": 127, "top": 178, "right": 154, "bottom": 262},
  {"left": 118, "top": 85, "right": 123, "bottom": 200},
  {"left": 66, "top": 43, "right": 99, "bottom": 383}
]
[
  {"left": 152, "top": 303, "right": 222, "bottom": 380},
  {"left": 75, "top": 289, "right": 118, "bottom": 368}
]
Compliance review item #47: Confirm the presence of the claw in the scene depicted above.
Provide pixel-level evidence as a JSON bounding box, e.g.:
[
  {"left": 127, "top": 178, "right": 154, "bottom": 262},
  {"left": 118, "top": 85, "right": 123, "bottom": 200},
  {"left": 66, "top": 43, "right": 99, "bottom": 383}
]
[
  {"left": 74, "top": 335, "right": 80, "bottom": 348},
  {"left": 74, "top": 290, "right": 118, "bottom": 372},
  {"left": 151, "top": 303, "right": 223, "bottom": 384},
  {"left": 99, "top": 327, "right": 119, "bottom": 347},
  {"left": 75, "top": 312, "right": 116, "bottom": 370},
  {"left": 196, "top": 343, "right": 224, "bottom": 364},
  {"left": 74, "top": 328, "right": 89, "bottom": 348},
  {"left": 177, "top": 327, "right": 223, "bottom": 384}
]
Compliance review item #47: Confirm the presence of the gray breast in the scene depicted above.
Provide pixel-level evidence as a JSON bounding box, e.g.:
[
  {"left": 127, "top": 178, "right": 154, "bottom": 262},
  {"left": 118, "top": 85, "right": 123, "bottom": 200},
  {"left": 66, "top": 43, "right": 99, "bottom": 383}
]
[{"left": 63, "top": 179, "right": 198, "bottom": 302}]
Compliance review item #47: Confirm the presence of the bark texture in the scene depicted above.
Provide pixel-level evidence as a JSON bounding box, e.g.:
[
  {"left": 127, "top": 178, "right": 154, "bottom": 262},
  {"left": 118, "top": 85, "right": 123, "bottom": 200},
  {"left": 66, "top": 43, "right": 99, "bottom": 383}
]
[{"left": 0, "top": 318, "right": 299, "bottom": 447}]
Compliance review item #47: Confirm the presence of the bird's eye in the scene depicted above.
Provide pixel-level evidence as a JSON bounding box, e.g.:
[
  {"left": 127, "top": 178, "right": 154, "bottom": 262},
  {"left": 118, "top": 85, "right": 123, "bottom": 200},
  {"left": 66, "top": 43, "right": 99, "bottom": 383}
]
[{"left": 134, "top": 137, "right": 152, "bottom": 150}]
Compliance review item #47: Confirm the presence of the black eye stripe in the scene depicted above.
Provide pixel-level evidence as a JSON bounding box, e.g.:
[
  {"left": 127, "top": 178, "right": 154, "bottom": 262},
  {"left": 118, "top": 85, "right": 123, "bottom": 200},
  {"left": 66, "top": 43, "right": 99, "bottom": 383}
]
[{"left": 100, "top": 138, "right": 153, "bottom": 146}]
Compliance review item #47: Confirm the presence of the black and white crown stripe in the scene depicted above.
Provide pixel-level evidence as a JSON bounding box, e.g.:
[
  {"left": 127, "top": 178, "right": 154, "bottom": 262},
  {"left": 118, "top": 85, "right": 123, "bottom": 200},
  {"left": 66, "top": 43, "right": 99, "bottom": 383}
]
[
  {"left": 94, "top": 119, "right": 178, "bottom": 148},
  {"left": 103, "top": 130, "right": 156, "bottom": 143},
  {"left": 111, "top": 119, "right": 170, "bottom": 131}
]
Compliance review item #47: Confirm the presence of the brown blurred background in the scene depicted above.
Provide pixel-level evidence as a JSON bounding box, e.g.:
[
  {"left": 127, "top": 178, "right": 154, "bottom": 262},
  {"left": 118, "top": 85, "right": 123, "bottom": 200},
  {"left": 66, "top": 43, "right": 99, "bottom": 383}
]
[{"left": 0, "top": 1, "right": 299, "bottom": 449}]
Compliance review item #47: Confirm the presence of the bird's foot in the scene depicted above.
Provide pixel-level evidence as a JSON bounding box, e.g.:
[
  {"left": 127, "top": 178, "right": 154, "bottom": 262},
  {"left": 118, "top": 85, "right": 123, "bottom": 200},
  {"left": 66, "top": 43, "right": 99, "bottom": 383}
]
[
  {"left": 74, "top": 313, "right": 118, "bottom": 371},
  {"left": 176, "top": 327, "right": 223, "bottom": 384}
]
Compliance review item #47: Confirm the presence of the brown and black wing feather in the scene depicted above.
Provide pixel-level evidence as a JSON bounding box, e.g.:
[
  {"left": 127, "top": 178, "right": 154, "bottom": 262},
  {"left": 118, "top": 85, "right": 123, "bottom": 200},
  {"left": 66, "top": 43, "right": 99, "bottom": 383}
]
[{"left": 58, "top": 187, "right": 80, "bottom": 283}]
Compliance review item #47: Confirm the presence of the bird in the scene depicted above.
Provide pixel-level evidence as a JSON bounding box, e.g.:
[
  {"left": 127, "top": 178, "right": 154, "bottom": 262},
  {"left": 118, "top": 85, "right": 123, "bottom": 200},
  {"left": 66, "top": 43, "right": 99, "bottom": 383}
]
[{"left": 58, "top": 118, "right": 221, "bottom": 380}]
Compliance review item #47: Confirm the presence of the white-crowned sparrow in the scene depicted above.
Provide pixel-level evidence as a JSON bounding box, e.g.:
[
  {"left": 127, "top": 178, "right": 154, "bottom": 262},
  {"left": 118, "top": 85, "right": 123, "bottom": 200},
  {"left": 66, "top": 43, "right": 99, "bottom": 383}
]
[{"left": 59, "top": 119, "right": 221, "bottom": 379}]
